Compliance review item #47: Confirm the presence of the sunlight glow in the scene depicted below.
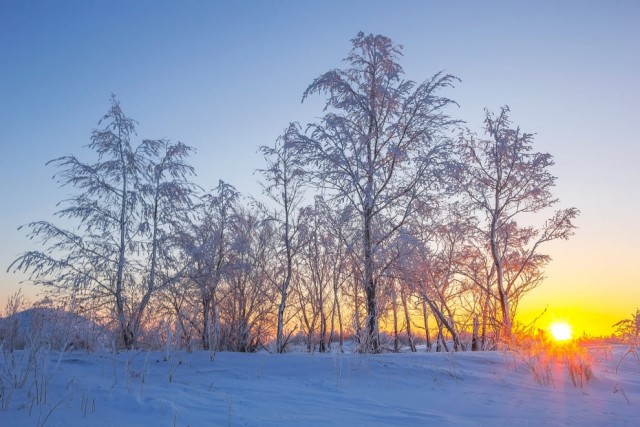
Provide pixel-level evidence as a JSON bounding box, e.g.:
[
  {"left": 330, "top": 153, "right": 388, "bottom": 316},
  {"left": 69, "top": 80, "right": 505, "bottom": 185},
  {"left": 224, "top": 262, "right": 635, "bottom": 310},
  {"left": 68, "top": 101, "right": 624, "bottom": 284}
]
[{"left": 549, "top": 321, "right": 573, "bottom": 341}]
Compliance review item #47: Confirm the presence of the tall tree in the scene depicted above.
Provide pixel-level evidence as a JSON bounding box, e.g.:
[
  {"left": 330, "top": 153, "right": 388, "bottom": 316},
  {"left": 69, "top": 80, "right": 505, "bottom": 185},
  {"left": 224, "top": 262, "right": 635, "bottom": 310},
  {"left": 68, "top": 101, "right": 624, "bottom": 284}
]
[
  {"left": 298, "top": 32, "right": 458, "bottom": 352},
  {"left": 134, "top": 138, "right": 197, "bottom": 343},
  {"left": 258, "top": 124, "right": 306, "bottom": 353},
  {"left": 10, "top": 96, "right": 140, "bottom": 346},
  {"left": 455, "top": 107, "right": 579, "bottom": 341},
  {"left": 8, "top": 97, "right": 198, "bottom": 348}
]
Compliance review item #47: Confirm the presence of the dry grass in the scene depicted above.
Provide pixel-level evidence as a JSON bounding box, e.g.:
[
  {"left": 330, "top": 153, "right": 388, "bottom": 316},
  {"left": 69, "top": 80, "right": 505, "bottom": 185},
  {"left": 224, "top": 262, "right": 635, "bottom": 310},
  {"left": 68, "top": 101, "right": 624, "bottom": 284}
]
[{"left": 508, "top": 329, "right": 593, "bottom": 388}]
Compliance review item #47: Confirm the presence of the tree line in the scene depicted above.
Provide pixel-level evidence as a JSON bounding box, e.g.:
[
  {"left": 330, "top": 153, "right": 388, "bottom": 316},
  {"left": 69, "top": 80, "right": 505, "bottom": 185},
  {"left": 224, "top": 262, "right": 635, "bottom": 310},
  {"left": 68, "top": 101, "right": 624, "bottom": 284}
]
[{"left": 8, "top": 33, "right": 578, "bottom": 353}]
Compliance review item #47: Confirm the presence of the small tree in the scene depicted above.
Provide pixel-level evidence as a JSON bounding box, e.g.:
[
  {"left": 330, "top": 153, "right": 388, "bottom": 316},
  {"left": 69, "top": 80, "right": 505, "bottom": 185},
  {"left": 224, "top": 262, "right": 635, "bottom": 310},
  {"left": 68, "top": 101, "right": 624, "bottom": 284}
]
[
  {"left": 220, "top": 205, "right": 275, "bottom": 352},
  {"left": 10, "top": 96, "right": 141, "bottom": 346},
  {"left": 613, "top": 309, "right": 640, "bottom": 346},
  {"left": 181, "top": 180, "right": 239, "bottom": 350},
  {"left": 133, "top": 138, "right": 197, "bottom": 343}
]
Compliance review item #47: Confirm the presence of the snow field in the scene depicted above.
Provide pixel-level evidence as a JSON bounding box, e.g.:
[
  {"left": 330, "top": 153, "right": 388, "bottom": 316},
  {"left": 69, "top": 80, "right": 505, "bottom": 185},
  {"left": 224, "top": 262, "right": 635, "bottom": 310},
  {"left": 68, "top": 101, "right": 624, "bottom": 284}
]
[{"left": 1, "top": 345, "right": 639, "bottom": 426}]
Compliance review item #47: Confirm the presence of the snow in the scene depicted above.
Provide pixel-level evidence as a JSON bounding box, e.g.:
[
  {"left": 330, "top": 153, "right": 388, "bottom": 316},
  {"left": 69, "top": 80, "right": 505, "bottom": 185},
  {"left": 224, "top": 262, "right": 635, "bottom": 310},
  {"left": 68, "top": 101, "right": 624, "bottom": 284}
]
[{"left": 1, "top": 345, "right": 638, "bottom": 426}]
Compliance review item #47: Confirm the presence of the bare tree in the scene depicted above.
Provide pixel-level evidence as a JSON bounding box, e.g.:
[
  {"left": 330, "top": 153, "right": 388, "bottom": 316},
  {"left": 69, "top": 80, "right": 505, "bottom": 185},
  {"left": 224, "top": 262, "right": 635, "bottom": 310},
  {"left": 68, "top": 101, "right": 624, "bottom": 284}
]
[{"left": 297, "top": 32, "right": 458, "bottom": 352}]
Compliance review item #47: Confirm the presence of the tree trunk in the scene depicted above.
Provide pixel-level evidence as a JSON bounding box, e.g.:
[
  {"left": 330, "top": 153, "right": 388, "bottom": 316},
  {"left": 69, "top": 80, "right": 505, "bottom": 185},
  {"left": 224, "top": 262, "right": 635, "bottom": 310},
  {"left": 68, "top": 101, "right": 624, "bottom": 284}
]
[
  {"left": 276, "top": 194, "right": 293, "bottom": 353},
  {"left": 491, "top": 211, "right": 512, "bottom": 342},
  {"left": 116, "top": 129, "right": 131, "bottom": 349},
  {"left": 353, "top": 266, "right": 361, "bottom": 342},
  {"left": 424, "top": 296, "right": 461, "bottom": 351},
  {"left": 336, "top": 289, "right": 344, "bottom": 352},
  {"left": 401, "top": 285, "right": 416, "bottom": 352},
  {"left": 132, "top": 182, "right": 161, "bottom": 347},
  {"left": 202, "top": 295, "right": 211, "bottom": 350},
  {"left": 276, "top": 275, "right": 290, "bottom": 353},
  {"left": 422, "top": 301, "right": 431, "bottom": 352},
  {"left": 319, "top": 308, "right": 327, "bottom": 353},
  {"left": 472, "top": 316, "right": 480, "bottom": 351},
  {"left": 363, "top": 208, "right": 379, "bottom": 353},
  {"left": 391, "top": 284, "right": 399, "bottom": 352}
]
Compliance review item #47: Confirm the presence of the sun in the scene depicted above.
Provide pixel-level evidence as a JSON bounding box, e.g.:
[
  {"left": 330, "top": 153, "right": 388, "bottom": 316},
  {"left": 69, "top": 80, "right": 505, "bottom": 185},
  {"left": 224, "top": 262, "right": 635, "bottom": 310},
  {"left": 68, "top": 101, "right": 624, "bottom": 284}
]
[{"left": 549, "top": 321, "right": 573, "bottom": 341}]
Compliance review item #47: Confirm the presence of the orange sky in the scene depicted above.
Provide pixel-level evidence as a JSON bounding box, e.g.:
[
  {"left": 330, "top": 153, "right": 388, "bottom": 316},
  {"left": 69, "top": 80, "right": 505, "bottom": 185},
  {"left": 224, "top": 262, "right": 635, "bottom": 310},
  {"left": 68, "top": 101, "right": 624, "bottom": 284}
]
[{"left": 518, "top": 235, "right": 638, "bottom": 337}]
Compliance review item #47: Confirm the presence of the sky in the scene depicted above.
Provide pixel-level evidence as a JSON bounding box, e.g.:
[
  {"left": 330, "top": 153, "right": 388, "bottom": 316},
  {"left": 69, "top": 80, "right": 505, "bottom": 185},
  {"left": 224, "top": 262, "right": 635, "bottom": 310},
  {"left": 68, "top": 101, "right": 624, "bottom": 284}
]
[{"left": 1, "top": 0, "right": 638, "bottom": 336}]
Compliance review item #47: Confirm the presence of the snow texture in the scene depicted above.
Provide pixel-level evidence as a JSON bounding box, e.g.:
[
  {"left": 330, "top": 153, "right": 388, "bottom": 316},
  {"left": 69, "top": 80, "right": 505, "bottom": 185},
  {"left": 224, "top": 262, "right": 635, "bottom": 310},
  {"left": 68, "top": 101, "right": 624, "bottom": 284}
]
[{"left": 1, "top": 345, "right": 638, "bottom": 426}]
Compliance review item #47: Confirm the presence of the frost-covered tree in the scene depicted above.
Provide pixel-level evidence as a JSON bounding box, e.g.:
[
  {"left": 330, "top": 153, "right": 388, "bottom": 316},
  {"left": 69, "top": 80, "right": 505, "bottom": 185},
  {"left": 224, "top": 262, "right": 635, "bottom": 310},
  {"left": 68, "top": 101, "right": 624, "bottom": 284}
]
[
  {"left": 8, "top": 96, "right": 197, "bottom": 348},
  {"left": 455, "top": 107, "right": 579, "bottom": 341},
  {"left": 397, "top": 218, "right": 467, "bottom": 352},
  {"left": 180, "top": 181, "right": 239, "bottom": 350},
  {"left": 298, "top": 32, "right": 458, "bottom": 352},
  {"left": 258, "top": 124, "right": 306, "bottom": 353},
  {"left": 613, "top": 309, "right": 640, "bottom": 345},
  {"left": 295, "top": 197, "right": 351, "bottom": 352},
  {"left": 220, "top": 205, "right": 275, "bottom": 352},
  {"left": 317, "top": 199, "right": 352, "bottom": 352},
  {"left": 134, "top": 138, "right": 198, "bottom": 343},
  {"left": 10, "top": 96, "right": 141, "bottom": 346}
]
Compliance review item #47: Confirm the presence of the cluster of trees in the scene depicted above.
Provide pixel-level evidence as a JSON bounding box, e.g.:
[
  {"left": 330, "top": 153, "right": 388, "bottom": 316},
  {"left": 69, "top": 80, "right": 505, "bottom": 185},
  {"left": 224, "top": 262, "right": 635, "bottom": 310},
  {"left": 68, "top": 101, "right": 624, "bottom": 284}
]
[{"left": 8, "top": 33, "right": 578, "bottom": 353}]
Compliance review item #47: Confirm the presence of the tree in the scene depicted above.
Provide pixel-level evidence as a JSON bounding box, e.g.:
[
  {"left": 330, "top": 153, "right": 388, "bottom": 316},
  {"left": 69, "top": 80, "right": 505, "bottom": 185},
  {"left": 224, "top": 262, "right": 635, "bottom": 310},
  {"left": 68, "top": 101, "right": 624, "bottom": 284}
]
[
  {"left": 10, "top": 96, "right": 140, "bottom": 346},
  {"left": 297, "top": 32, "right": 458, "bottom": 352},
  {"left": 396, "top": 220, "right": 466, "bottom": 351},
  {"left": 613, "top": 309, "right": 640, "bottom": 346},
  {"left": 180, "top": 180, "right": 239, "bottom": 350},
  {"left": 8, "top": 96, "right": 197, "bottom": 348},
  {"left": 258, "top": 124, "right": 306, "bottom": 353},
  {"left": 134, "top": 138, "right": 197, "bottom": 344},
  {"left": 220, "top": 205, "right": 275, "bottom": 352},
  {"left": 455, "top": 107, "right": 579, "bottom": 342}
]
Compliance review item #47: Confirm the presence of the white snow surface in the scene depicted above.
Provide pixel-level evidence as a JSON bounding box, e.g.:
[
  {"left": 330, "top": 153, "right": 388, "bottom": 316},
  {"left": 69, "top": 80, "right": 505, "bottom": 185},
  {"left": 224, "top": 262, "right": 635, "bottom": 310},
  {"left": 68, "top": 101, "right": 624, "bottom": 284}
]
[{"left": 1, "top": 345, "right": 638, "bottom": 426}]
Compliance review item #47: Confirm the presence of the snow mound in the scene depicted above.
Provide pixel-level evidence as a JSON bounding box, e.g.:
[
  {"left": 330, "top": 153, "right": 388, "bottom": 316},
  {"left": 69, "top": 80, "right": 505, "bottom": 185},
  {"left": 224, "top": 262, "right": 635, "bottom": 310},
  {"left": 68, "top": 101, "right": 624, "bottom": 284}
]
[{"left": 0, "top": 307, "right": 108, "bottom": 351}]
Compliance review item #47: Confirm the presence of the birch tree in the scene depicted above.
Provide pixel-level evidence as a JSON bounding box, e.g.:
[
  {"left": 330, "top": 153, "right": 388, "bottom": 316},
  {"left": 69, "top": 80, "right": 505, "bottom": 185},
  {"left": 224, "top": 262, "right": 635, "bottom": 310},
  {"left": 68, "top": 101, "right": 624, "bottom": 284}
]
[
  {"left": 134, "top": 138, "right": 197, "bottom": 343},
  {"left": 456, "top": 107, "right": 579, "bottom": 342},
  {"left": 9, "top": 96, "right": 141, "bottom": 346},
  {"left": 220, "top": 205, "right": 274, "bottom": 352},
  {"left": 298, "top": 32, "right": 458, "bottom": 352},
  {"left": 9, "top": 97, "right": 198, "bottom": 348},
  {"left": 258, "top": 124, "right": 306, "bottom": 353}
]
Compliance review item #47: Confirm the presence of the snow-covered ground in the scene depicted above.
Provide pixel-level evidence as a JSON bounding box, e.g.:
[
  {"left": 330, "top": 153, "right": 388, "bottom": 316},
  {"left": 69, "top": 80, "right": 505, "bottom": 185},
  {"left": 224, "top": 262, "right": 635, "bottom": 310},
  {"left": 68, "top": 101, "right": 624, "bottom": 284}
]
[{"left": 1, "top": 345, "right": 638, "bottom": 426}]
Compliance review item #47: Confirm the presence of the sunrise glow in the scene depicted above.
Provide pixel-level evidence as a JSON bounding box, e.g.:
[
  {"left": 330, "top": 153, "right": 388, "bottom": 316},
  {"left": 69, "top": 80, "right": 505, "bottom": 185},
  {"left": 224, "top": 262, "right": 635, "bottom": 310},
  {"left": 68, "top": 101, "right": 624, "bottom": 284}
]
[{"left": 549, "top": 321, "right": 573, "bottom": 341}]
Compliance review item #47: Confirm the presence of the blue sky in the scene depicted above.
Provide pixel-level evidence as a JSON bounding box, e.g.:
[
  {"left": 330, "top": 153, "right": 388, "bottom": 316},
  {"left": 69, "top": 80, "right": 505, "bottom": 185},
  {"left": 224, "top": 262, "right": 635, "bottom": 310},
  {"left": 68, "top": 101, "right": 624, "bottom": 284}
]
[{"left": 1, "top": 1, "right": 638, "bottom": 333}]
